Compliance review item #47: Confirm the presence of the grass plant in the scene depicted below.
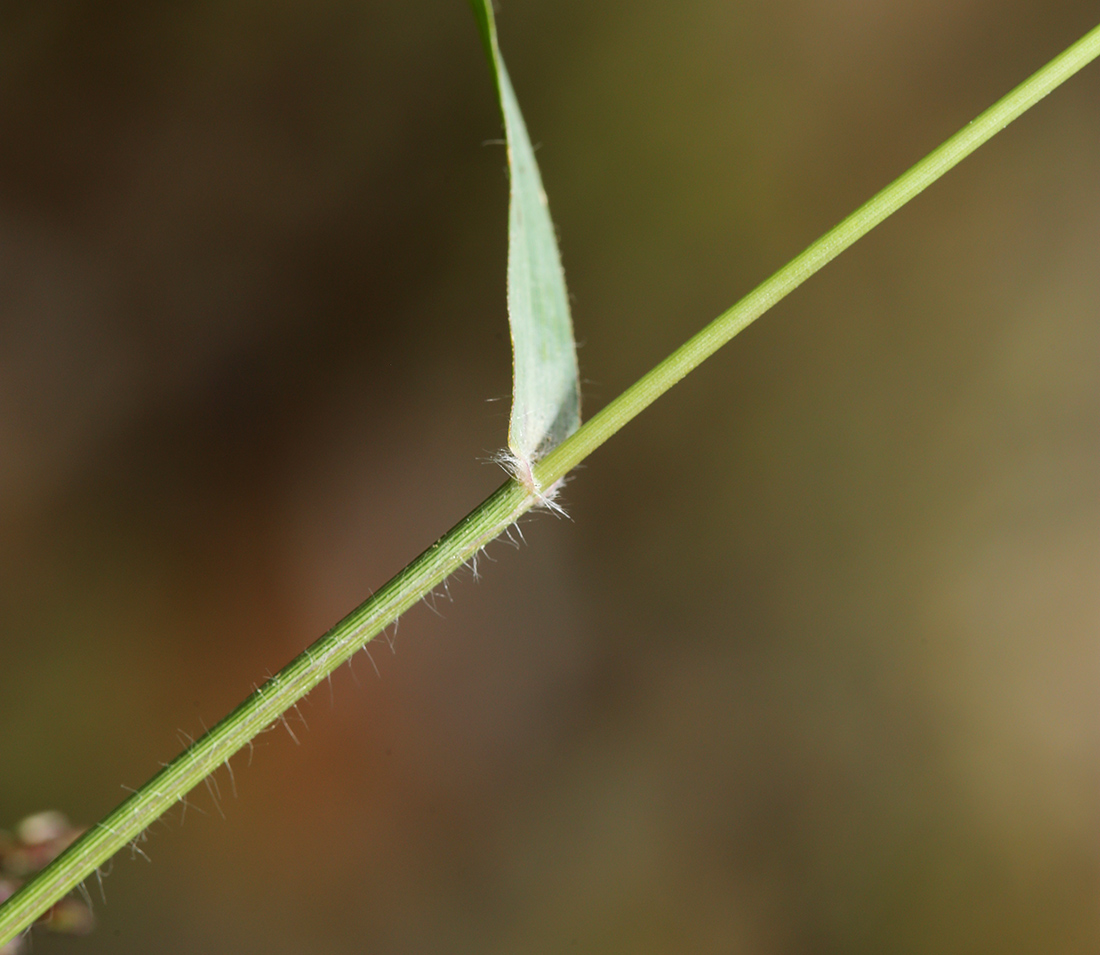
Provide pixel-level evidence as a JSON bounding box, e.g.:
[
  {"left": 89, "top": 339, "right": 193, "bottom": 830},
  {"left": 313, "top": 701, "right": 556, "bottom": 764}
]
[{"left": 1, "top": 9, "right": 1098, "bottom": 948}]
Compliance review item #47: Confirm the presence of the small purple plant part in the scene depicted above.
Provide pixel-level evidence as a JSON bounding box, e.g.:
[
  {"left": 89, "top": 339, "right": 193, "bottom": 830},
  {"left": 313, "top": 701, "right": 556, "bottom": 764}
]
[{"left": 0, "top": 812, "right": 94, "bottom": 952}]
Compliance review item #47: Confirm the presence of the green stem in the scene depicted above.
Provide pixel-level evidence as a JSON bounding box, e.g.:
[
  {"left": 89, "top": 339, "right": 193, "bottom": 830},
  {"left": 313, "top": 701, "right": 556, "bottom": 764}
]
[
  {"left": 2, "top": 20, "right": 1098, "bottom": 948},
  {"left": 535, "top": 22, "right": 1100, "bottom": 487},
  {"left": 0, "top": 480, "right": 536, "bottom": 943}
]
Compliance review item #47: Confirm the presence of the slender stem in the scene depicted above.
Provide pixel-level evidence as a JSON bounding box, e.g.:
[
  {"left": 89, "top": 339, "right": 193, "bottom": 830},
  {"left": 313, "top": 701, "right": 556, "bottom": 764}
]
[
  {"left": 2, "top": 21, "right": 1098, "bottom": 948},
  {"left": 0, "top": 480, "right": 535, "bottom": 943},
  {"left": 535, "top": 22, "right": 1100, "bottom": 488}
]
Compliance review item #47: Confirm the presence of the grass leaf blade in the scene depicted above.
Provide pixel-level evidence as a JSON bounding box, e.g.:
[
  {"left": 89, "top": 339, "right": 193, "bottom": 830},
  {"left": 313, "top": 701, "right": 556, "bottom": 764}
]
[{"left": 469, "top": 0, "right": 581, "bottom": 483}]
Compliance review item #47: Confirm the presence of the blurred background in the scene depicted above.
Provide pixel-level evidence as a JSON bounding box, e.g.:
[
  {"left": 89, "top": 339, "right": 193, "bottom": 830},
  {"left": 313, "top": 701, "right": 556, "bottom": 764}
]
[{"left": 1, "top": 1, "right": 1097, "bottom": 952}]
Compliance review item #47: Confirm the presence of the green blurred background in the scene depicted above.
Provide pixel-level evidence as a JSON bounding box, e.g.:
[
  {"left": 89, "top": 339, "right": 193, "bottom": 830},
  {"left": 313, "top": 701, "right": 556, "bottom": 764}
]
[{"left": 1, "top": 2, "right": 1097, "bottom": 952}]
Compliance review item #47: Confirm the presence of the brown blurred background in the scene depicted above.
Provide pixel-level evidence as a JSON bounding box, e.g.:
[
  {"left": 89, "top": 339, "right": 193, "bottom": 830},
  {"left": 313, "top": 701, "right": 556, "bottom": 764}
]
[{"left": 1, "top": 1, "right": 1098, "bottom": 952}]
